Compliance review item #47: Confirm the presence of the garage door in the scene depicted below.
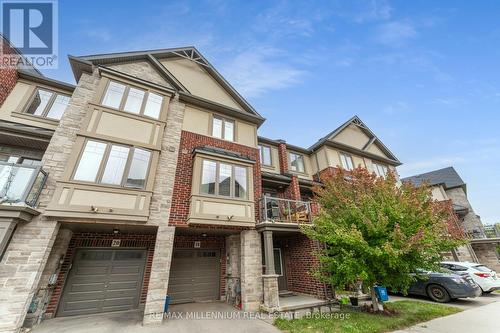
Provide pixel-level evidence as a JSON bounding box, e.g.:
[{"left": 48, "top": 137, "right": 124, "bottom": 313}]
[
  {"left": 168, "top": 249, "right": 220, "bottom": 304},
  {"left": 58, "top": 249, "right": 146, "bottom": 317}
]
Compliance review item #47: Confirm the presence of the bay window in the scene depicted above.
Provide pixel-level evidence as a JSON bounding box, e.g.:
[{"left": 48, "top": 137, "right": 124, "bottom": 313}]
[
  {"left": 101, "top": 80, "right": 164, "bottom": 119},
  {"left": 200, "top": 159, "right": 249, "bottom": 199},
  {"left": 73, "top": 140, "right": 151, "bottom": 189}
]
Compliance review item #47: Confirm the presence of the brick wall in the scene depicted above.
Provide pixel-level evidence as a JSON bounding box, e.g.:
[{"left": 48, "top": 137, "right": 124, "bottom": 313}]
[
  {"left": 281, "top": 234, "right": 331, "bottom": 299},
  {"left": 277, "top": 141, "right": 288, "bottom": 174},
  {"left": 0, "top": 38, "right": 19, "bottom": 107},
  {"left": 45, "top": 232, "right": 156, "bottom": 317},
  {"left": 169, "top": 130, "right": 261, "bottom": 226},
  {"left": 173, "top": 234, "right": 227, "bottom": 298},
  {"left": 282, "top": 175, "right": 301, "bottom": 201}
]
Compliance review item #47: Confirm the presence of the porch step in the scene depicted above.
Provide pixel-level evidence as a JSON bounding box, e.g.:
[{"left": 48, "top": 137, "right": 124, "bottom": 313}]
[{"left": 279, "top": 291, "right": 295, "bottom": 297}]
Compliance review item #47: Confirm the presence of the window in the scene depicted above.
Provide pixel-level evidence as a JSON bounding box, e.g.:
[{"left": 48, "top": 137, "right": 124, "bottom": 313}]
[
  {"left": 373, "top": 163, "right": 388, "bottom": 177},
  {"left": 25, "top": 88, "right": 70, "bottom": 120},
  {"left": 200, "top": 159, "right": 249, "bottom": 199},
  {"left": 73, "top": 140, "right": 151, "bottom": 189},
  {"left": 289, "top": 152, "right": 305, "bottom": 173},
  {"left": 212, "top": 116, "right": 235, "bottom": 141},
  {"left": 259, "top": 145, "right": 272, "bottom": 166},
  {"left": 101, "top": 80, "right": 164, "bottom": 119},
  {"left": 340, "top": 153, "right": 354, "bottom": 171}
]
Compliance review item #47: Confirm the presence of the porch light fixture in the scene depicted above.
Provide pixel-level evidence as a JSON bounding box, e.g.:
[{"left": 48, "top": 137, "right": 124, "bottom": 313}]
[{"left": 113, "top": 228, "right": 120, "bottom": 234}]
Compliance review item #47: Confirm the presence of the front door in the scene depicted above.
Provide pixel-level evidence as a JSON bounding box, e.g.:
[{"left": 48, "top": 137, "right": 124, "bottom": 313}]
[{"left": 274, "top": 248, "right": 287, "bottom": 291}]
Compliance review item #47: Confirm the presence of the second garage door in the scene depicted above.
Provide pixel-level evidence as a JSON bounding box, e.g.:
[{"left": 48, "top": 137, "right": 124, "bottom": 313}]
[{"left": 168, "top": 249, "right": 220, "bottom": 304}]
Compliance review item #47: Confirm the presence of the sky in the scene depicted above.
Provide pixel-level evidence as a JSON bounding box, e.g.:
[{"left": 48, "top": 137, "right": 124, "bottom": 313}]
[{"left": 39, "top": 0, "right": 500, "bottom": 224}]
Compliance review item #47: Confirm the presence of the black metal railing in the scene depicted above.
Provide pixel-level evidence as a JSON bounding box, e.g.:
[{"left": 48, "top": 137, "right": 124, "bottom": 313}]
[
  {"left": 0, "top": 161, "right": 48, "bottom": 207},
  {"left": 259, "top": 196, "right": 312, "bottom": 224}
]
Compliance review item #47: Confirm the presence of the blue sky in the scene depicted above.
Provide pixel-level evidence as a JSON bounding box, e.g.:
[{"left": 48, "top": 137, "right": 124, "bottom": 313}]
[{"left": 42, "top": 0, "right": 499, "bottom": 224}]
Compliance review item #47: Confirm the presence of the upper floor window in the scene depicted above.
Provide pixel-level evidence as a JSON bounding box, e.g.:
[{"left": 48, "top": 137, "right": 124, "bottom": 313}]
[
  {"left": 259, "top": 145, "right": 272, "bottom": 166},
  {"left": 25, "top": 88, "right": 70, "bottom": 120},
  {"left": 340, "top": 153, "right": 354, "bottom": 171},
  {"left": 373, "top": 163, "right": 388, "bottom": 178},
  {"left": 212, "top": 116, "right": 234, "bottom": 141},
  {"left": 101, "top": 81, "right": 163, "bottom": 119},
  {"left": 200, "top": 159, "right": 248, "bottom": 199},
  {"left": 73, "top": 139, "right": 151, "bottom": 189},
  {"left": 289, "top": 152, "right": 305, "bottom": 173}
]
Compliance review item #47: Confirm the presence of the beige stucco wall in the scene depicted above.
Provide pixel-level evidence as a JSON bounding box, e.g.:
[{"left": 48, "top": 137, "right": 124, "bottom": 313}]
[
  {"left": 160, "top": 58, "right": 242, "bottom": 110},
  {"left": 332, "top": 124, "right": 369, "bottom": 150},
  {"left": 430, "top": 185, "right": 448, "bottom": 201},
  {"left": 287, "top": 149, "right": 313, "bottom": 180},
  {"left": 182, "top": 104, "right": 257, "bottom": 148}
]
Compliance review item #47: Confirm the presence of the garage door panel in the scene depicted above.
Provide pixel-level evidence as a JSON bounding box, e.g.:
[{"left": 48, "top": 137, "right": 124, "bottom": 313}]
[
  {"left": 58, "top": 249, "right": 146, "bottom": 317},
  {"left": 168, "top": 249, "right": 220, "bottom": 304}
]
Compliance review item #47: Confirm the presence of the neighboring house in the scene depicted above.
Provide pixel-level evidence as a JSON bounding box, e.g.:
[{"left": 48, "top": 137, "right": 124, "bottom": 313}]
[
  {"left": 403, "top": 167, "right": 500, "bottom": 272},
  {"left": 0, "top": 39, "right": 401, "bottom": 333}
]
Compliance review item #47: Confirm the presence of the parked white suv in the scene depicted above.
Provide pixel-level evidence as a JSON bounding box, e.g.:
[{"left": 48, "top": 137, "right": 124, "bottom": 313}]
[{"left": 440, "top": 261, "right": 500, "bottom": 294}]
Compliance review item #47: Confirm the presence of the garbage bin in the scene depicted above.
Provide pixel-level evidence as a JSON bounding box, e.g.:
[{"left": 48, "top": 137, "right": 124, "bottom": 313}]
[{"left": 374, "top": 286, "right": 388, "bottom": 302}]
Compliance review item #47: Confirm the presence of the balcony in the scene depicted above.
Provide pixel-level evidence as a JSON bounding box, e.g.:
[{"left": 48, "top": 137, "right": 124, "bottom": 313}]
[
  {"left": 259, "top": 196, "right": 312, "bottom": 224},
  {"left": 467, "top": 224, "right": 500, "bottom": 244},
  {"left": 0, "top": 162, "right": 47, "bottom": 208}
]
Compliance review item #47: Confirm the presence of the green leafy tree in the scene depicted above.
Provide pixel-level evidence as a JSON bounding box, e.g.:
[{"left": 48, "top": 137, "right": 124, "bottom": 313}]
[{"left": 303, "top": 167, "right": 465, "bottom": 311}]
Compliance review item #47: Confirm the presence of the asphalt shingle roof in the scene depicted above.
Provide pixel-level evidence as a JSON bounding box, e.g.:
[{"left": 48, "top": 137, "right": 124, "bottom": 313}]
[{"left": 402, "top": 167, "right": 465, "bottom": 190}]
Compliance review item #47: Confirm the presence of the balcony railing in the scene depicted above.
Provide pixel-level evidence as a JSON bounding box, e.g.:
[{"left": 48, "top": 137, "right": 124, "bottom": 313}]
[
  {"left": 0, "top": 162, "right": 48, "bottom": 208},
  {"left": 467, "top": 224, "right": 500, "bottom": 240},
  {"left": 259, "top": 196, "right": 312, "bottom": 224}
]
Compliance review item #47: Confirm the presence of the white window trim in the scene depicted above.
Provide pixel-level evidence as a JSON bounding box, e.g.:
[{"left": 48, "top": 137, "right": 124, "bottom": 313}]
[{"left": 339, "top": 152, "right": 354, "bottom": 171}]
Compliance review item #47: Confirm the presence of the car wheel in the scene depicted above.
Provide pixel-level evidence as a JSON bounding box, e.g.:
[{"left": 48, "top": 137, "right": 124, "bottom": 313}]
[{"left": 426, "top": 284, "right": 451, "bottom": 303}]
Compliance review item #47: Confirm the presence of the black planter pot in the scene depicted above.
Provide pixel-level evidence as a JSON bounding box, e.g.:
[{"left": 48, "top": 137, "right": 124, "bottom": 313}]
[{"left": 349, "top": 296, "right": 359, "bottom": 306}]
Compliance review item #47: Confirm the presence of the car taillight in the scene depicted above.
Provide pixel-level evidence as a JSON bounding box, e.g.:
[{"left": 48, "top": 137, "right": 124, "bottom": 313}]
[{"left": 474, "top": 272, "right": 491, "bottom": 278}]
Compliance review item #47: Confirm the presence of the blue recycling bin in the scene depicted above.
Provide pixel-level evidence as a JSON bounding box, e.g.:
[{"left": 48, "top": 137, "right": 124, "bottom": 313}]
[
  {"left": 374, "top": 286, "right": 389, "bottom": 302},
  {"left": 164, "top": 295, "right": 171, "bottom": 313}
]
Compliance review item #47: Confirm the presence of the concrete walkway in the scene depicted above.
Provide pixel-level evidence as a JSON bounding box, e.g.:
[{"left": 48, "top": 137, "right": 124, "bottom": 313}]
[{"left": 393, "top": 300, "right": 500, "bottom": 333}]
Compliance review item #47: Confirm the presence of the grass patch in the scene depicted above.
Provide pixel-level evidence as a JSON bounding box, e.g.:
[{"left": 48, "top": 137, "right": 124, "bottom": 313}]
[{"left": 274, "top": 300, "right": 461, "bottom": 333}]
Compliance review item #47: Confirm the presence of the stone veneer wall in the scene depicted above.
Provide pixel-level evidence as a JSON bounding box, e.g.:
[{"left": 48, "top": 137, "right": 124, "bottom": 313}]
[
  {"left": 0, "top": 70, "right": 101, "bottom": 333},
  {"left": 240, "top": 230, "right": 262, "bottom": 311},
  {"left": 471, "top": 243, "right": 500, "bottom": 272},
  {"left": 445, "top": 187, "right": 484, "bottom": 234}
]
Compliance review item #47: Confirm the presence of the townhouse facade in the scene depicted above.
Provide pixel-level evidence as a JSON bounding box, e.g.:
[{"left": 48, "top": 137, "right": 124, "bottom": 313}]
[
  {"left": 403, "top": 167, "right": 500, "bottom": 272},
  {"left": 0, "top": 38, "right": 402, "bottom": 333}
]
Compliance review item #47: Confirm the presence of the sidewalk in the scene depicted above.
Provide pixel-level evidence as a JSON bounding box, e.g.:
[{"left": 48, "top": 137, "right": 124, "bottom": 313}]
[{"left": 393, "top": 300, "right": 500, "bottom": 333}]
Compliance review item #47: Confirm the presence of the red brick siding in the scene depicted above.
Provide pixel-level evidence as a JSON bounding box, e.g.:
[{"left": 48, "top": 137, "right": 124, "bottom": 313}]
[
  {"left": 283, "top": 175, "right": 301, "bottom": 201},
  {"left": 0, "top": 39, "right": 19, "bottom": 106},
  {"left": 282, "top": 234, "right": 331, "bottom": 299},
  {"left": 277, "top": 142, "right": 288, "bottom": 174},
  {"left": 169, "top": 131, "right": 261, "bottom": 226},
  {"left": 173, "top": 233, "right": 226, "bottom": 298},
  {"left": 45, "top": 232, "right": 156, "bottom": 317}
]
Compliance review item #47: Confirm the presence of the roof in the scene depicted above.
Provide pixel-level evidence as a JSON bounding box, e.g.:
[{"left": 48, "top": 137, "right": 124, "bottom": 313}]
[
  {"left": 258, "top": 116, "right": 401, "bottom": 166},
  {"left": 402, "top": 167, "right": 466, "bottom": 191},
  {"left": 193, "top": 146, "right": 255, "bottom": 163},
  {"left": 68, "top": 47, "right": 265, "bottom": 126},
  {"left": 0, "top": 34, "right": 44, "bottom": 77}
]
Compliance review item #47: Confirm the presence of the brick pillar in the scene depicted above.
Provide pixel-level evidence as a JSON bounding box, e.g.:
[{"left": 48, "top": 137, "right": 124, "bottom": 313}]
[
  {"left": 284, "top": 176, "right": 301, "bottom": 201},
  {"left": 240, "top": 230, "right": 262, "bottom": 312},
  {"left": 0, "top": 38, "right": 19, "bottom": 107},
  {"left": 225, "top": 234, "right": 241, "bottom": 307},
  {"left": 277, "top": 140, "right": 288, "bottom": 174}
]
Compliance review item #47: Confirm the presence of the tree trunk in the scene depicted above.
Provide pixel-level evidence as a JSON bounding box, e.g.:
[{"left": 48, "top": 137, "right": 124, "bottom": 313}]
[{"left": 371, "top": 287, "right": 384, "bottom": 312}]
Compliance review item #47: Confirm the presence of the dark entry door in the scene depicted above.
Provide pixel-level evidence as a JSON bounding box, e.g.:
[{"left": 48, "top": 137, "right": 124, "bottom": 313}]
[
  {"left": 274, "top": 248, "right": 288, "bottom": 291},
  {"left": 58, "top": 249, "right": 146, "bottom": 317}
]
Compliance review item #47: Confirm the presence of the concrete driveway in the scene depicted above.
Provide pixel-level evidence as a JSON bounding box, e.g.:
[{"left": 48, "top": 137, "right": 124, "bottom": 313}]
[
  {"left": 389, "top": 291, "right": 500, "bottom": 310},
  {"left": 30, "top": 302, "right": 281, "bottom": 333}
]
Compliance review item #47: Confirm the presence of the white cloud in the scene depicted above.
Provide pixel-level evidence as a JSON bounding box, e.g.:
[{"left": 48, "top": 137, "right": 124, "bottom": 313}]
[
  {"left": 353, "top": 0, "right": 392, "bottom": 23},
  {"left": 221, "top": 48, "right": 305, "bottom": 98},
  {"left": 375, "top": 20, "right": 417, "bottom": 46}
]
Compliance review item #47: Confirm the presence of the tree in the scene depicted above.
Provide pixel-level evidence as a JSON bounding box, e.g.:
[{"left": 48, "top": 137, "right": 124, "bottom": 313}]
[{"left": 303, "top": 167, "right": 465, "bottom": 311}]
